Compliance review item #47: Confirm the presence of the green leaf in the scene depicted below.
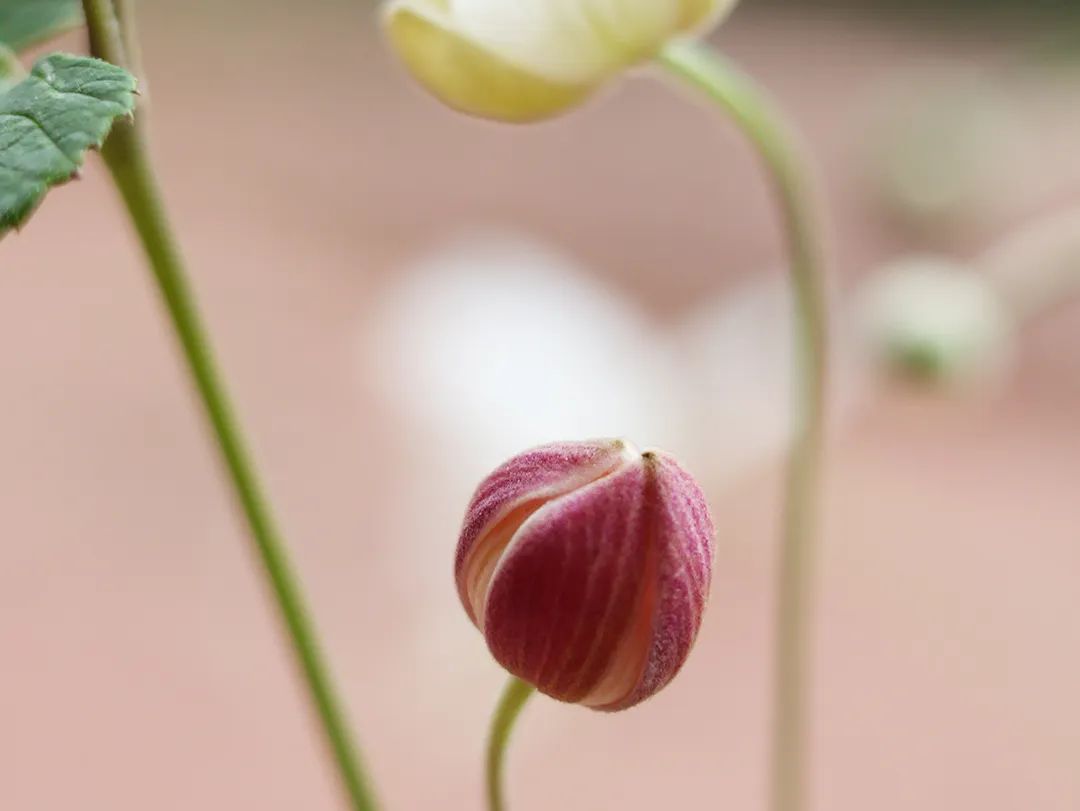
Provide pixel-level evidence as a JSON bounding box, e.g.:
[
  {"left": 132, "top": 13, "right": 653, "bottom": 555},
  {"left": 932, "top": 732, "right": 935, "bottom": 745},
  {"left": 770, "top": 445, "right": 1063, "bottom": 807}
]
[
  {"left": 0, "top": 0, "right": 82, "bottom": 52},
  {"left": 0, "top": 52, "right": 136, "bottom": 236}
]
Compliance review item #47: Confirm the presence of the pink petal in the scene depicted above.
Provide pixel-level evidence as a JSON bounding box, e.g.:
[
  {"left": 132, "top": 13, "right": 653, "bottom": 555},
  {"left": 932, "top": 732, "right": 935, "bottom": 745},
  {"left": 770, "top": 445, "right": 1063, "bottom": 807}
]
[
  {"left": 482, "top": 450, "right": 715, "bottom": 710},
  {"left": 455, "top": 439, "right": 633, "bottom": 623},
  {"left": 482, "top": 459, "right": 653, "bottom": 705},
  {"left": 596, "top": 451, "right": 715, "bottom": 711}
]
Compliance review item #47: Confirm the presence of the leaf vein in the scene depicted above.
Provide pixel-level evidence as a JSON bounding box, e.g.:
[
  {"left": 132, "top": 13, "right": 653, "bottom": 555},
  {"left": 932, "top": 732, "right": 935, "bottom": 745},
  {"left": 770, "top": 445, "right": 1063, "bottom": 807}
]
[{"left": 0, "top": 110, "right": 76, "bottom": 167}]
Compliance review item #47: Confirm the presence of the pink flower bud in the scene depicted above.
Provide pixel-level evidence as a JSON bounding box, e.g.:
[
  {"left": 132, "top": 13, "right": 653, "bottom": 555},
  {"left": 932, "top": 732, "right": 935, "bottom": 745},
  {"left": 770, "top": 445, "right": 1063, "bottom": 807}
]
[{"left": 456, "top": 439, "right": 714, "bottom": 711}]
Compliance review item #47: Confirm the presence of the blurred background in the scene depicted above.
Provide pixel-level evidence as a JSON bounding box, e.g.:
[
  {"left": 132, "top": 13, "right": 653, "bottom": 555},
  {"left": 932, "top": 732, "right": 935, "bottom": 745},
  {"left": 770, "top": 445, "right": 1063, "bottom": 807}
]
[{"left": 2, "top": 0, "right": 1079, "bottom": 808}]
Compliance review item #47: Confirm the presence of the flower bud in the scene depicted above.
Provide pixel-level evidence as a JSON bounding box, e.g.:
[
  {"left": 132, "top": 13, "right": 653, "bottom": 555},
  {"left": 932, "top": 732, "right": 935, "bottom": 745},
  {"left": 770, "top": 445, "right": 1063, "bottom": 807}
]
[
  {"left": 856, "top": 256, "right": 1014, "bottom": 385},
  {"left": 456, "top": 439, "right": 714, "bottom": 711},
  {"left": 381, "top": 0, "right": 739, "bottom": 123}
]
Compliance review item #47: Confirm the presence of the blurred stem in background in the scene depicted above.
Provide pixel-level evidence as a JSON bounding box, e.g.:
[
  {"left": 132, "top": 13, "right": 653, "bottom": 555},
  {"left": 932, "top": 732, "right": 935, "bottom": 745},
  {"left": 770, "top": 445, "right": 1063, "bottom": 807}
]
[
  {"left": 657, "top": 41, "right": 829, "bottom": 811},
  {"left": 80, "top": 2, "right": 380, "bottom": 809},
  {"left": 486, "top": 677, "right": 536, "bottom": 811},
  {"left": 982, "top": 206, "right": 1080, "bottom": 323}
]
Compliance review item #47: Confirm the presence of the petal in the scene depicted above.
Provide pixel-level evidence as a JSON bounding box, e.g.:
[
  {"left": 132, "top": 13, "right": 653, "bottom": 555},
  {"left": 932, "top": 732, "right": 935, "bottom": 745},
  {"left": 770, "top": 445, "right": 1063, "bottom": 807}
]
[
  {"left": 593, "top": 450, "right": 715, "bottom": 711},
  {"left": 383, "top": 0, "right": 593, "bottom": 123},
  {"left": 678, "top": 0, "right": 739, "bottom": 32},
  {"left": 383, "top": 0, "right": 741, "bottom": 122},
  {"left": 452, "top": 0, "right": 670, "bottom": 81},
  {"left": 455, "top": 439, "right": 637, "bottom": 624},
  {"left": 447, "top": 0, "right": 740, "bottom": 82},
  {"left": 482, "top": 458, "right": 654, "bottom": 706}
]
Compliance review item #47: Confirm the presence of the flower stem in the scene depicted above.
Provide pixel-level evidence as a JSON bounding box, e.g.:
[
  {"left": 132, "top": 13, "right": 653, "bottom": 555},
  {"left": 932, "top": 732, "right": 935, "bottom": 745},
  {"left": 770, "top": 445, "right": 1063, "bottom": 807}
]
[
  {"left": 979, "top": 205, "right": 1080, "bottom": 324},
  {"left": 110, "top": 0, "right": 145, "bottom": 90},
  {"left": 657, "top": 40, "right": 829, "bottom": 811},
  {"left": 486, "top": 677, "right": 536, "bottom": 811},
  {"left": 81, "top": 2, "right": 380, "bottom": 809}
]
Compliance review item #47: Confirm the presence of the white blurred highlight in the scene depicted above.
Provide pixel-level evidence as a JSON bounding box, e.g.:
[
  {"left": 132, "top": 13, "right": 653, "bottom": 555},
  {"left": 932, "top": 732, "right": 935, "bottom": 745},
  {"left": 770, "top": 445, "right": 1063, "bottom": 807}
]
[
  {"left": 363, "top": 231, "right": 691, "bottom": 478},
  {"left": 364, "top": 230, "right": 868, "bottom": 493}
]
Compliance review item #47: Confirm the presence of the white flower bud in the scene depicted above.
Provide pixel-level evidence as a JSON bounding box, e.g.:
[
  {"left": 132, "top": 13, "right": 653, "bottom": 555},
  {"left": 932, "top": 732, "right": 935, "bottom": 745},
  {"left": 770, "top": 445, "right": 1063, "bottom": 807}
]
[{"left": 857, "top": 256, "right": 1014, "bottom": 385}]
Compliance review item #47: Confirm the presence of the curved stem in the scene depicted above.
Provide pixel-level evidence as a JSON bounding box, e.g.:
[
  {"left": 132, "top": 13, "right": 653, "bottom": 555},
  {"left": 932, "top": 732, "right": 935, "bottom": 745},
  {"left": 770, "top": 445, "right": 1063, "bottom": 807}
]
[
  {"left": 656, "top": 40, "right": 829, "bottom": 811},
  {"left": 486, "top": 677, "right": 536, "bottom": 811},
  {"left": 978, "top": 205, "right": 1080, "bottom": 324},
  {"left": 81, "top": 2, "right": 380, "bottom": 809}
]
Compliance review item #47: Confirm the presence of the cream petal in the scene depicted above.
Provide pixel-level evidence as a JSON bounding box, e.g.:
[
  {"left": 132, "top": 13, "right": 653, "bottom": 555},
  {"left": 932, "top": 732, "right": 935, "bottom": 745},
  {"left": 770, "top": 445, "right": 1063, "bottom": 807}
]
[
  {"left": 450, "top": 0, "right": 675, "bottom": 82},
  {"left": 383, "top": 0, "right": 740, "bottom": 122},
  {"left": 678, "top": 0, "right": 739, "bottom": 32},
  {"left": 449, "top": 0, "right": 736, "bottom": 82},
  {"left": 384, "top": 0, "right": 593, "bottom": 122}
]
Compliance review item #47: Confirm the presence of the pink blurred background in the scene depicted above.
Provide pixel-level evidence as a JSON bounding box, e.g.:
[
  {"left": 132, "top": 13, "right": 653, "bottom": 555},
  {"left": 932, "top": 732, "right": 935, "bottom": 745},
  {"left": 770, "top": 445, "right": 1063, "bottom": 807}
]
[{"left": 2, "top": 1, "right": 1080, "bottom": 809}]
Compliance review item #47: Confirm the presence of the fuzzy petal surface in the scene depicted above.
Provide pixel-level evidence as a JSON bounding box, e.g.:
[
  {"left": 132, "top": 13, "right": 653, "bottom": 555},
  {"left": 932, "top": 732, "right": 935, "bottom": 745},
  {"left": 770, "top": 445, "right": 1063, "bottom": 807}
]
[
  {"left": 456, "top": 439, "right": 636, "bottom": 624},
  {"left": 470, "top": 444, "right": 714, "bottom": 710}
]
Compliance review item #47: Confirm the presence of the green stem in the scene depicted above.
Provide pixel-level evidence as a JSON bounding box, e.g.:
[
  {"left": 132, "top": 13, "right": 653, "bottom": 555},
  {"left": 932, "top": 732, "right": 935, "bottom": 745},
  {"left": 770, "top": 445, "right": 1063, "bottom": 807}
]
[
  {"left": 657, "top": 41, "right": 829, "bottom": 811},
  {"left": 81, "top": 2, "right": 380, "bottom": 809},
  {"left": 486, "top": 677, "right": 536, "bottom": 811},
  {"left": 110, "top": 0, "right": 145, "bottom": 87}
]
